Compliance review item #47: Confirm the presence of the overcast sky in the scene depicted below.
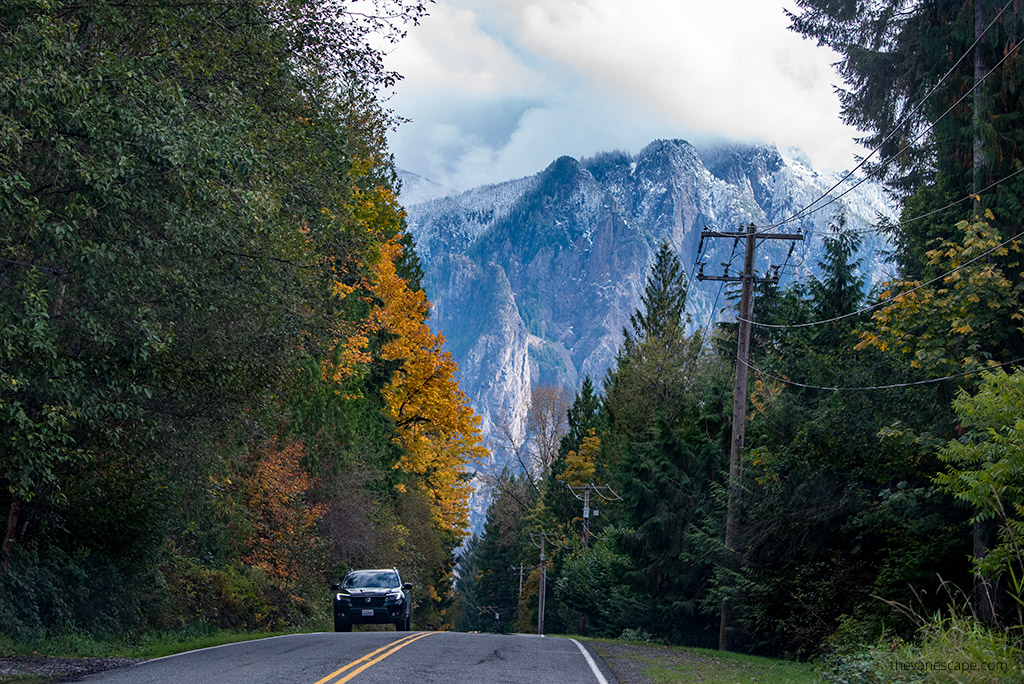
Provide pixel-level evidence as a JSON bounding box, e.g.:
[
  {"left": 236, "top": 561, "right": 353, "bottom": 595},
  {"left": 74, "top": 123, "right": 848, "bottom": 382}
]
[{"left": 383, "top": 0, "right": 864, "bottom": 191}]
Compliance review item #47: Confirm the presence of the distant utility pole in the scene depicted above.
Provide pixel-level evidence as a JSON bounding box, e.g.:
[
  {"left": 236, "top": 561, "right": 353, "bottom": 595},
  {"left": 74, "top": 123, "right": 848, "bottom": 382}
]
[
  {"left": 566, "top": 483, "right": 621, "bottom": 547},
  {"left": 698, "top": 223, "right": 802, "bottom": 651},
  {"left": 530, "top": 530, "right": 561, "bottom": 635},
  {"left": 509, "top": 562, "right": 533, "bottom": 604}
]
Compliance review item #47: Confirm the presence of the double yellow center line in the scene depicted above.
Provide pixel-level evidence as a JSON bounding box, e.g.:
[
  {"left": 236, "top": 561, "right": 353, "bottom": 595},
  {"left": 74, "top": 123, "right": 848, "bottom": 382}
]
[{"left": 314, "top": 632, "right": 437, "bottom": 684}]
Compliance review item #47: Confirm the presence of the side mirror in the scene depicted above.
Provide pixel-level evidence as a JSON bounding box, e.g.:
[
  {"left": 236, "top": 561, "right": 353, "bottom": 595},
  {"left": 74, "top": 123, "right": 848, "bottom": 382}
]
[
  {"left": 331, "top": 583, "right": 340, "bottom": 591},
  {"left": 402, "top": 583, "right": 413, "bottom": 591}
]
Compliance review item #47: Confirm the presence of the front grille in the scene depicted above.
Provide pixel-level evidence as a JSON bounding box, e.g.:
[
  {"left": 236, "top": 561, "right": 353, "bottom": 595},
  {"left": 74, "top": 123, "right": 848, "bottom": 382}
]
[{"left": 358, "top": 596, "right": 386, "bottom": 607}]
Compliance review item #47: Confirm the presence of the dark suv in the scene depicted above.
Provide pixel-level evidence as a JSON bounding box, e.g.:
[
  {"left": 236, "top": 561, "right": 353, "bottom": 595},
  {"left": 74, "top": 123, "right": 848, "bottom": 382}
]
[{"left": 332, "top": 568, "right": 412, "bottom": 632}]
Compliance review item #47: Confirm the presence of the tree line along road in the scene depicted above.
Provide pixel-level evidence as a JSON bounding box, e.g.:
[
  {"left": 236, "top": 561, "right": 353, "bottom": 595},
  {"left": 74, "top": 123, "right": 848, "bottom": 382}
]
[{"left": 75, "top": 631, "right": 615, "bottom": 684}]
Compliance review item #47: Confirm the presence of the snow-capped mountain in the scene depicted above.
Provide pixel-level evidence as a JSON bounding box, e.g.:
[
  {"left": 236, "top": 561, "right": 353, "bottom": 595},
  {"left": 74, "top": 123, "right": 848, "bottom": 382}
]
[{"left": 401, "top": 139, "right": 896, "bottom": 530}]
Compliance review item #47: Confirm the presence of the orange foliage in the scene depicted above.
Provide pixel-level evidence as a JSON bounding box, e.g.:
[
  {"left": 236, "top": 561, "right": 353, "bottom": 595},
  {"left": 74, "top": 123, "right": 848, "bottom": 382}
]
[
  {"left": 241, "top": 440, "right": 326, "bottom": 583},
  {"left": 319, "top": 175, "right": 406, "bottom": 386},
  {"left": 373, "top": 237, "right": 488, "bottom": 535},
  {"left": 317, "top": 173, "right": 486, "bottom": 537}
]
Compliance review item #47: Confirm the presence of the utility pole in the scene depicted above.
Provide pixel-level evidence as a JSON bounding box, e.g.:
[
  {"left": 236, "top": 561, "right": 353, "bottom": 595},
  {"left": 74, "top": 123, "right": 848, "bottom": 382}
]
[
  {"left": 509, "top": 562, "right": 527, "bottom": 603},
  {"left": 530, "top": 530, "right": 560, "bottom": 635},
  {"left": 566, "top": 483, "right": 621, "bottom": 547},
  {"left": 698, "top": 223, "right": 802, "bottom": 651}
]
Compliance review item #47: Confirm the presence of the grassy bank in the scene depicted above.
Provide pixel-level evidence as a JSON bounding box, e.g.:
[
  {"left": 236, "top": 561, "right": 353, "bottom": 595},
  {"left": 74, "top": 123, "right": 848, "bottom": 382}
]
[
  {"left": 0, "top": 628, "right": 308, "bottom": 661},
  {"left": 575, "top": 636, "right": 819, "bottom": 684}
]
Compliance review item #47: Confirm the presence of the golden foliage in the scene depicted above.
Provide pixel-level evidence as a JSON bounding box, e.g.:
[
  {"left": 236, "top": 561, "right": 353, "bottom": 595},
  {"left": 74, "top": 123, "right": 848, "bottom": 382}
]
[
  {"left": 373, "top": 237, "right": 487, "bottom": 535},
  {"left": 751, "top": 376, "right": 785, "bottom": 415},
  {"left": 559, "top": 429, "right": 600, "bottom": 488},
  {"left": 855, "top": 216, "right": 1023, "bottom": 374}
]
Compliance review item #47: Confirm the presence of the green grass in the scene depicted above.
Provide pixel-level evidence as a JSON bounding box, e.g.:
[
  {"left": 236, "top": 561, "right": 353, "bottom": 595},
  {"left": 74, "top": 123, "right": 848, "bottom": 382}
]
[
  {"left": 572, "top": 636, "right": 820, "bottom": 684},
  {"left": 0, "top": 628, "right": 309, "bottom": 660}
]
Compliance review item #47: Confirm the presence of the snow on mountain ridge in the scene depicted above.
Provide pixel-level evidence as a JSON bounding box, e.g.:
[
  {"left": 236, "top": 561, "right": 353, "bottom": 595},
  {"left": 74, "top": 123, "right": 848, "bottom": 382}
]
[{"left": 401, "top": 140, "right": 897, "bottom": 533}]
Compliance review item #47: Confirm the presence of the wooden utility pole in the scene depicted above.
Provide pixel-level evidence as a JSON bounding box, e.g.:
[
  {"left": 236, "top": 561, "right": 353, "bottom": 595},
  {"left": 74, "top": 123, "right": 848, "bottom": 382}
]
[
  {"left": 567, "top": 483, "right": 620, "bottom": 547},
  {"left": 698, "top": 223, "right": 802, "bottom": 651},
  {"left": 530, "top": 530, "right": 560, "bottom": 635}
]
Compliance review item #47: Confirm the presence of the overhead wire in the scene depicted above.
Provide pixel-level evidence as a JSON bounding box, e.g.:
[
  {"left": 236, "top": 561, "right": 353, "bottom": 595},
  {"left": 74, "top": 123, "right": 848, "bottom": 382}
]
[
  {"left": 757, "top": 0, "right": 1016, "bottom": 232},
  {"left": 769, "top": 39, "right": 1021, "bottom": 232},
  {"left": 698, "top": 237, "right": 741, "bottom": 342},
  {"left": 802, "top": 166, "right": 1024, "bottom": 236},
  {"left": 741, "top": 227, "right": 1024, "bottom": 329},
  {"left": 741, "top": 355, "right": 1024, "bottom": 392}
]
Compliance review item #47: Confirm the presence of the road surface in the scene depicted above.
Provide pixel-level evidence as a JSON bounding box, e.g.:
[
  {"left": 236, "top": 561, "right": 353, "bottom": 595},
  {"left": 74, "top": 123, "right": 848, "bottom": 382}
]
[{"left": 75, "top": 631, "right": 615, "bottom": 684}]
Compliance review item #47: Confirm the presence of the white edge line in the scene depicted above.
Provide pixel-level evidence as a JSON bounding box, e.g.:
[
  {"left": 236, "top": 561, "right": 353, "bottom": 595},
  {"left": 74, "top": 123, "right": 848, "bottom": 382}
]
[
  {"left": 570, "top": 638, "right": 609, "bottom": 684},
  {"left": 143, "top": 632, "right": 324, "bottom": 664}
]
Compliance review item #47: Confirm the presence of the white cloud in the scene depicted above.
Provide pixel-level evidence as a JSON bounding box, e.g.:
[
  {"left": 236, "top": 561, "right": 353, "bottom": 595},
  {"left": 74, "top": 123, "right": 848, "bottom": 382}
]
[
  {"left": 386, "top": 3, "right": 542, "bottom": 97},
  {"left": 384, "top": 0, "right": 864, "bottom": 190}
]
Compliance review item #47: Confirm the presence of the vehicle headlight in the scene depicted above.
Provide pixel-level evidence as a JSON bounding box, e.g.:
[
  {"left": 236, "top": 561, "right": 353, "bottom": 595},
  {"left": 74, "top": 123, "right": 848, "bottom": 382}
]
[{"left": 385, "top": 592, "right": 403, "bottom": 602}]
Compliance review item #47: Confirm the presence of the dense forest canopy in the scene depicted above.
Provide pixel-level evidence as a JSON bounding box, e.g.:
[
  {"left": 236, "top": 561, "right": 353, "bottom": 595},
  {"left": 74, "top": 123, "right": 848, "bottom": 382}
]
[{"left": 1, "top": 0, "right": 485, "bottom": 637}]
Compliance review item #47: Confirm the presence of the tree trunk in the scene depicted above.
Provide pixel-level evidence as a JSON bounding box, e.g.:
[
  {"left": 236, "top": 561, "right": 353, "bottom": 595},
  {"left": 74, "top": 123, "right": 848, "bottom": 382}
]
[
  {"left": 973, "top": 0, "right": 991, "bottom": 210},
  {"left": 2, "top": 500, "right": 22, "bottom": 572}
]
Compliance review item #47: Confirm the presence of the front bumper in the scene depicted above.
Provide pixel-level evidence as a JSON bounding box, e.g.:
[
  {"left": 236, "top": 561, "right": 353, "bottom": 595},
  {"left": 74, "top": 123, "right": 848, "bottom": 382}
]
[{"left": 334, "top": 600, "right": 406, "bottom": 623}]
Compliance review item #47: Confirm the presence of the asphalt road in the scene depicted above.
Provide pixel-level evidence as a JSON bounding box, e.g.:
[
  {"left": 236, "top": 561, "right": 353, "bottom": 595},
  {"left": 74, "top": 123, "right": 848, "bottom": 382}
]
[{"left": 73, "top": 631, "right": 615, "bottom": 684}]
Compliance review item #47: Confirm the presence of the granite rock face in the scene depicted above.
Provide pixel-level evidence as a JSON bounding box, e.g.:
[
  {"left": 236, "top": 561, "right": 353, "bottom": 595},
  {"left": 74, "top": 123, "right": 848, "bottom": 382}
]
[{"left": 400, "top": 140, "right": 895, "bottom": 530}]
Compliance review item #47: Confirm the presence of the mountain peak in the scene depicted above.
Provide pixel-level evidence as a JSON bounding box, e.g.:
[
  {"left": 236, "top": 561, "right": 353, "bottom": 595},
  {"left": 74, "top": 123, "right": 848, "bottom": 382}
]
[{"left": 402, "top": 139, "right": 896, "bottom": 533}]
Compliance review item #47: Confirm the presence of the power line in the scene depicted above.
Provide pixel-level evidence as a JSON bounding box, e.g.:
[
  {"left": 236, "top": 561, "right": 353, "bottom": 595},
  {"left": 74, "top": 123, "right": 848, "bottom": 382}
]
[
  {"left": 803, "top": 166, "right": 1024, "bottom": 237},
  {"left": 760, "top": 0, "right": 1016, "bottom": 232},
  {"left": 743, "top": 227, "right": 1024, "bottom": 330},
  {"left": 697, "top": 238, "right": 741, "bottom": 342},
  {"left": 741, "top": 355, "right": 1024, "bottom": 392},
  {"left": 766, "top": 37, "right": 1022, "bottom": 231}
]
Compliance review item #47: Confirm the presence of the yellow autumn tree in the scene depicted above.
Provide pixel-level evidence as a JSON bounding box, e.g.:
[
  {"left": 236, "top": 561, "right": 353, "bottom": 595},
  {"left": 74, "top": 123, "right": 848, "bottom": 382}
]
[
  {"left": 373, "top": 236, "right": 488, "bottom": 535},
  {"left": 320, "top": 166, "right": 406, "bottom": 388},
  {"left": 855, "top": 215, "right": 1024, "bottom": 375},
  {"left": 558, "top": 428, "right": 600, "bottom": 489}
]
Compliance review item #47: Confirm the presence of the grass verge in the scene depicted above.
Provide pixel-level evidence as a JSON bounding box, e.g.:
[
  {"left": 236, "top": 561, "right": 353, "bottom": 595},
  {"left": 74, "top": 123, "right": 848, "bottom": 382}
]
[
  {"left": 571, "top": 636, "right": 819, "bottom": 684},
  {"left": 0, "top": 628, "right": 310, "bottom": 660}
]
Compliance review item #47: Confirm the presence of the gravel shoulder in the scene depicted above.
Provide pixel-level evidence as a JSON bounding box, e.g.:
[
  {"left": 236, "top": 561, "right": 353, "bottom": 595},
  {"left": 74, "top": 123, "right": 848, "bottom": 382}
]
[{"left": 0, "top": 656, "right": 143, "bottom": 682}]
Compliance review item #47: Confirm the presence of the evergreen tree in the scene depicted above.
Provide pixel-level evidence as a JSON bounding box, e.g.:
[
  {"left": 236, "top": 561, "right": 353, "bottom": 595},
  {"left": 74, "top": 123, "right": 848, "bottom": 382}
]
[
  {"left": 788, "top": 0, "right": 1024, "bottom": 277},
  {"left": 808, "top": 215, "right": 867, "bottom": 350},
  {"left": 606, "top": 242, "right": 700, "bottom": 437},
  {"left": 621, "top": 242, "right": 689, "bottom": 355},
  {"left": 615, "top": 418, "right": 720, "bottom": 645}
]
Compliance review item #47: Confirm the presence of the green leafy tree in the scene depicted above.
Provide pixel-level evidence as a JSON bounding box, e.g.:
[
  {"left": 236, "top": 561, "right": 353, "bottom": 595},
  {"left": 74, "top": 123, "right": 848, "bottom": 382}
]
[{"left": 936, "top": 368, "right": 1024, "bottom": 601}]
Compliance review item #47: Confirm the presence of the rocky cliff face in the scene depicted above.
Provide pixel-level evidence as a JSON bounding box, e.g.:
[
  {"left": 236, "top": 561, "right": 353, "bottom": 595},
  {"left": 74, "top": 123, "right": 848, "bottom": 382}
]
[{"left": 400, "top": 139, "right": 895, "bottom": 528}]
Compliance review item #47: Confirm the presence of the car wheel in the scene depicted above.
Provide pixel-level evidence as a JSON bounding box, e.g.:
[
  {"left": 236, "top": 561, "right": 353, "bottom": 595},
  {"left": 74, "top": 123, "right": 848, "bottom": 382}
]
[{"left": 334, "top": 617, "right": 351, "bottom": 632}]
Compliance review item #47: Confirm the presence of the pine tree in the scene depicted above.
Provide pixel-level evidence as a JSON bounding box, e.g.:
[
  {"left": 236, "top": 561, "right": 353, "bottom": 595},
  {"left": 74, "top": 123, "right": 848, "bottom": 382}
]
[
  {"left": 606, "top": 242, "right": 700, "bottom": 437},
  {"left": 621, "top": 242, "right": 689, "bottom": 355},
  {"left": 788, "top": 0, "right": 1024, "bottom": 277}
]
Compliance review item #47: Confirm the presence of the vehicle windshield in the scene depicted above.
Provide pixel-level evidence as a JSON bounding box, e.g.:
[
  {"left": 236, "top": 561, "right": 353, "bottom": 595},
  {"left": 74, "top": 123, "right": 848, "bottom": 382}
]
[{"left": 342, "top": 571, "right": 399, "bottom": 589}]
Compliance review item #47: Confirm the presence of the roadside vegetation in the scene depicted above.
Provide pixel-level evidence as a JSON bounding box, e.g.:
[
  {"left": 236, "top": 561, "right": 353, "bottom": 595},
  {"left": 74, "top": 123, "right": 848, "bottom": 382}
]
[
  {"left": 1, "top": 0, "right": 481, "bottom": 647},
  {"left": 455, "top": 2, "right": 1024, "bottom": 681},
  {"left": 584, "top": 636, "right": 819, "bottom": 684}
]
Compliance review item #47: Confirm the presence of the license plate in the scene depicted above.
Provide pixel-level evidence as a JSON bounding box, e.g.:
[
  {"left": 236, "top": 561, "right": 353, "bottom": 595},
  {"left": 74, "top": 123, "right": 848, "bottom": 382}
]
[{"left": 362, "top": 609, "right": 374, "bottom": 617}]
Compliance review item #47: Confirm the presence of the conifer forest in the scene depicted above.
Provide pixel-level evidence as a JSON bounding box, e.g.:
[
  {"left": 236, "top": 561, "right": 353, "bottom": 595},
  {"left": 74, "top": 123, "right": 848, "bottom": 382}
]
[{"left": 3, "top": 0, "right": 1024, "bottom": 680}]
